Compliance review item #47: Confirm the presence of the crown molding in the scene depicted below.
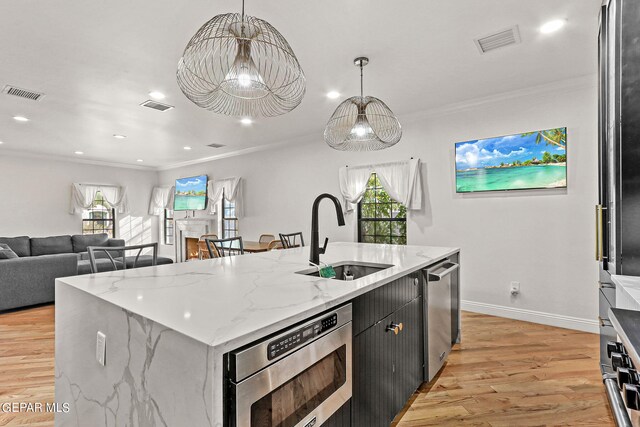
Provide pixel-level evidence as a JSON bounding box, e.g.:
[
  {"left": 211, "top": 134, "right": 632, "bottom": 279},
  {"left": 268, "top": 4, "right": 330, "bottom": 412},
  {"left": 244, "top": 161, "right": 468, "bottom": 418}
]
[
  {"left": 400, "top": 73, "right": 597, "bottom": 123},
  {"left": 0, "top": 148, "right": 154, "bottom": 171},
  {"left": 1, "top": 74, "right": 597, "bottom": 173}
]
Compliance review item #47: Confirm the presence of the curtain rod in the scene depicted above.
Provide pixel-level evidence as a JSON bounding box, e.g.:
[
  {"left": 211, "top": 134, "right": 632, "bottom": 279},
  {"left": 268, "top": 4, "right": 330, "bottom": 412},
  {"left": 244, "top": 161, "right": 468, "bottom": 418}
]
[
  {"left": 345, "top": 157, "right": 414, "bottom": 168},
  {"left": 76, "top": 182, "right": 121, "bottom": 188}
]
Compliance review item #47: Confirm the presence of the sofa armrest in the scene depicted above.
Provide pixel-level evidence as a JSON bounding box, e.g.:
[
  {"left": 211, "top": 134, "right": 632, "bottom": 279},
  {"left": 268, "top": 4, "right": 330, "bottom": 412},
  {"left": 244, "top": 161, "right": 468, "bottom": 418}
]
[
  {"left": 0, "top": 253, "right": 78, "bottom": 311},
  {"left": 108, "top": 239, "right": 126, "bottom": 247}
]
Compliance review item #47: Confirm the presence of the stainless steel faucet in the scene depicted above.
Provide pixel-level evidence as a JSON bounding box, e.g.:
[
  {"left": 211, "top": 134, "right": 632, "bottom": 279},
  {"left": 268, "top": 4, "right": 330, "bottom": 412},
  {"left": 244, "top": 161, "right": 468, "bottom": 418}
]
[{"left": 310, "top": 193, "right": 346, "bottom": 265}]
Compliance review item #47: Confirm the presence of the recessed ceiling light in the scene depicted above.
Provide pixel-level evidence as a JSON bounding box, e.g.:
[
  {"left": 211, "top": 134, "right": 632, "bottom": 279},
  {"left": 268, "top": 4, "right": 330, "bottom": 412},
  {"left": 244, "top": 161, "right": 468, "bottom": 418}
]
[
  {"left": 184, "top": 311, "right": 192, "bottom": 319},
  {"left": 540, "top": 19, "right": 565, "bottom": 34},
  {"left": 75, "top": 151, "right": 84, "bottom": 155},
  {"left": 149, "top": 91, "right": 166, "bottom": 100},
  {"left": 327, "top": 91, "right": 341, "bottom": 99},
  {"left": 113, "top": 134, "right": 126, "bottom": 139},
  {"left": 0, "top": 141, "right": 3, "bottom": 145},
  {"left": 183, "top": 146, "right": 192, "bottom": 150},
  {"left": 240, "top": 118, "right": 253, "bottom": 125},
  {"left": 136, "top": 159, "right": 144, "bottom": 162},
  {"left": 13, "top": 116, "right": 29, "bottom": 122}
]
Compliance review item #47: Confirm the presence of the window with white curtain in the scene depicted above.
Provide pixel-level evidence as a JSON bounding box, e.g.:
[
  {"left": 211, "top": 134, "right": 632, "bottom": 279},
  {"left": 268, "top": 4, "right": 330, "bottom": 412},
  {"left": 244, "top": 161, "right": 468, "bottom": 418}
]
[
  {"left": 163, "top": 209, "right": 174, "bottom": 245},
  {"left": 222, "top": 191, "right": 239, "bottom": 238},
  {"left": 358, "top": 173, "right": 407, "bottom": 245},
  {"left": 82, "top": 191, "right": 116, "bottom": 237}
]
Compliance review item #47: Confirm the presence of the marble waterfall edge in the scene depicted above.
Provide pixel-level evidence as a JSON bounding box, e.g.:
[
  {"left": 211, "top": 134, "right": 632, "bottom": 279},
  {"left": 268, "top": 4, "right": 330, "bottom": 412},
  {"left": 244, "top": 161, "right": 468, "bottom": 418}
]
[{"left": 55, "top": 284, "right": 215, "bottom": 427}]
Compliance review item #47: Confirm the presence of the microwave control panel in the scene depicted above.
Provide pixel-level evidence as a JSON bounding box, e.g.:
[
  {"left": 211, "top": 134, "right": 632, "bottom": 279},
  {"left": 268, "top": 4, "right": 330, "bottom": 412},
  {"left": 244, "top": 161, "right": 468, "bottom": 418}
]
[{"left": 267, "top": 314, "right": 338, "bottom": 360}]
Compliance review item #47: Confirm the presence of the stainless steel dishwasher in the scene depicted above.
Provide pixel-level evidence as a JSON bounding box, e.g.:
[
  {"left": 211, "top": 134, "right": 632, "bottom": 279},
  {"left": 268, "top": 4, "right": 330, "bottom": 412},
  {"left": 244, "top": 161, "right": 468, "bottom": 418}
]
[{"left": 425, "top": 260, "right": 459, "bottom": 381}]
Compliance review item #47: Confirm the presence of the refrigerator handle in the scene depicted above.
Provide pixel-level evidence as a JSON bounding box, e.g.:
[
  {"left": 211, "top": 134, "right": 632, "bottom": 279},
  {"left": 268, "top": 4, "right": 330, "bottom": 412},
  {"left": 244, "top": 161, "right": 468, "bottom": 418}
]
[{"left": 596, "top": 204, "right": 606, "bottom": 261}]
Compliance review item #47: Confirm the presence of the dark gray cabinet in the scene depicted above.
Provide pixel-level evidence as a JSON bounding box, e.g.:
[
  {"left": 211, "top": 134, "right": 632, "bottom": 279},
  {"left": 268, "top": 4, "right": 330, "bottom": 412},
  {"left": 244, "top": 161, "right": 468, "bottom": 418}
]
[{"left": 352, "top": 273, "right": 423, "bottom": 427}]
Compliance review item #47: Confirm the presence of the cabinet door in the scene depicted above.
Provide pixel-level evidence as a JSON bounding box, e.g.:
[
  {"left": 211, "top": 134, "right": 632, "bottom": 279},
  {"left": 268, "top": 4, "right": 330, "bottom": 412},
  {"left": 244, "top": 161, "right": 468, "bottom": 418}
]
[
  {"left": 393, "top": 297, "right": 423, "bottom": 415},
  {"left": 352, "top": 314, "right": 396, "bottom": 427}
]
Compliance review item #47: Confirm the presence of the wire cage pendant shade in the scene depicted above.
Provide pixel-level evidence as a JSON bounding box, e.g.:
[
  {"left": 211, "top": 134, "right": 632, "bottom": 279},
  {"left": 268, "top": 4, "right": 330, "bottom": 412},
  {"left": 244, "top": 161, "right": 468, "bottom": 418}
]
[
  {"left": 177, "top": 1, "right": 306, "bottom": 118},
  {"left": 324, "top": 57, "right": 402, "bottom": 151}
]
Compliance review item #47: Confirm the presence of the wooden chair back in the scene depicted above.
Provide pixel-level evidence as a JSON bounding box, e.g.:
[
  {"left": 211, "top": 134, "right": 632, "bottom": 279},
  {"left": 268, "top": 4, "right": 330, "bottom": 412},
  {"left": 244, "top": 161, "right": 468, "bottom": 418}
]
[{"left": 259, "top": 234, "right": 276, "bottom": 244}]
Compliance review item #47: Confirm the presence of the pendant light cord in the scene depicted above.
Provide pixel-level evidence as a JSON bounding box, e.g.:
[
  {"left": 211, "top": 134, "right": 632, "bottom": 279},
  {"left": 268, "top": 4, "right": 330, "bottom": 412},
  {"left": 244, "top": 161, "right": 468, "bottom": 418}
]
[
  {"left": 360, "top": 62, "right": 364, "bottom": 98},
  {"left": 241, "top": 0, "right": 245, "bottom": 20}
]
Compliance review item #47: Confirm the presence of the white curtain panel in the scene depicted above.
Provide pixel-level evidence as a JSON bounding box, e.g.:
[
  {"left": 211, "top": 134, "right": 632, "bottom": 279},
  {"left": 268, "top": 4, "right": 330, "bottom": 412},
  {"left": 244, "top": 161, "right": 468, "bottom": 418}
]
[
  {"left": 338, "top": 158, "right": 422, "bottom": 212},
  {"left": 69, "top": 183, "right": 130, "bottom": 214},
  {"left": 207, "top": 177, "right": 243, "bottom": 217},
  {"left": 148, "top": 186, "right": 174, "bottom": 215}
]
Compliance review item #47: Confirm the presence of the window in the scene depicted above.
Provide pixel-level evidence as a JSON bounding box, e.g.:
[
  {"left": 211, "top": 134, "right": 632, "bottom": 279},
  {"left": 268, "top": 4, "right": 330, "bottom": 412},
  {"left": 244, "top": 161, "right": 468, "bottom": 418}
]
[
  {"left": 222, "top": 196, "right": 239, "bottom": 238},
  {"left": 164, "top": 209, "right": 174, "bottom": 245},
  {"left": 358, "top": 173, "right": 407, "bottom": 244},
  {"left": 82, "top": 191, "right": 116, "bottom": 237}
]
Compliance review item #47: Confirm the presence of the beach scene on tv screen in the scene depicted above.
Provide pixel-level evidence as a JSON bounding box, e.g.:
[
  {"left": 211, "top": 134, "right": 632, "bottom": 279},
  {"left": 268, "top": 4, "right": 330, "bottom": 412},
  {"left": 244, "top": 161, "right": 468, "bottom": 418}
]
[
  {"left": 455, "top": 127, "right": 567, "bottom": 193},
  {"left": 174, "top": 175, "right": 207, "bottom": 210}
]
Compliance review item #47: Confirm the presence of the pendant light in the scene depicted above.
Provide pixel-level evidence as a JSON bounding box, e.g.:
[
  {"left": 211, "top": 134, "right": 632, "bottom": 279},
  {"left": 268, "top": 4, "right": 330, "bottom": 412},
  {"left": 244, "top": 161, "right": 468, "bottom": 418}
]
[
  {"left": 324, "top": 57, "right": 402, "bottom": 151},
  {"left": 177, "top": 0, "right": 306, "bottom": 118}
]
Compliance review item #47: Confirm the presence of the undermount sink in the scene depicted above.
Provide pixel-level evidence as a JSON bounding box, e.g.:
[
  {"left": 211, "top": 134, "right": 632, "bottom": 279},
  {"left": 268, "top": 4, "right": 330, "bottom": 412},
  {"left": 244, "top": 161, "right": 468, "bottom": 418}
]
[{"left": 296, "top": 261, "right": 394, "bottom": 281}]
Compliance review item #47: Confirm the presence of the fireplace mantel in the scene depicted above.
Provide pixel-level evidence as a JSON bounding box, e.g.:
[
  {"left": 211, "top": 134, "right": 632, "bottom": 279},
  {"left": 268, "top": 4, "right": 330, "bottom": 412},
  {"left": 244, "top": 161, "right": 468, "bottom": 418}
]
[{"left": 175, "top": 218, "right": 217, "bottom": 263}]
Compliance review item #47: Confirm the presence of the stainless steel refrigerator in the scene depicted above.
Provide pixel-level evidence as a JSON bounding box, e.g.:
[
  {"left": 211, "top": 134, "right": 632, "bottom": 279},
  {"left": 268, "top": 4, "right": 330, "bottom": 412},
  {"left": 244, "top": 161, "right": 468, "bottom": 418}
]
[{"left": 597, "top": 0, "right": 640, "bottom": 374}]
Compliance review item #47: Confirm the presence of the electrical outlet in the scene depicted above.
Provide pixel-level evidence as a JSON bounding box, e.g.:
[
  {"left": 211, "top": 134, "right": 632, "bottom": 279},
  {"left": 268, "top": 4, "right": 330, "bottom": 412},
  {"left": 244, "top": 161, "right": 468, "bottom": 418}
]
[
  {"left": 96, "top": 331, "right": 106, "bottom": 366},
  {"left": 510, "top": 281, "right": 520, "bottom": 295}
]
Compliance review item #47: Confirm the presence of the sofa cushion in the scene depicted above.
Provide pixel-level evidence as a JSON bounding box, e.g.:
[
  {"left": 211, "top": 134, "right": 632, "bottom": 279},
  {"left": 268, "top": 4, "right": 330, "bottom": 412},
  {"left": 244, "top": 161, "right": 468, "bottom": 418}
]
[
  {"left": 72, "top": 233, "right": 110, "bottom": 253},
  {"left": 30, "top": 235, "right": 73, "bottom": 256},
  {"left": 0, "top": 236, "right": 31, "bottom": 257},
  {"left": 77, "top": 259, "right": 124, "bottom": 275},
  {"left": 0, "top": 243, "right": 18, "bottom": 259}
]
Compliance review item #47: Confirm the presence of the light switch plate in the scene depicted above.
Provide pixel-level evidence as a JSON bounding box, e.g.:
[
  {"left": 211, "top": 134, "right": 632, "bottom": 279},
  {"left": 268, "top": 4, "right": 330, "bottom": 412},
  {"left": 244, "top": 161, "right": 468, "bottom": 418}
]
[{"left": 96, "top": 331, "right": 106, "bottom": 366}]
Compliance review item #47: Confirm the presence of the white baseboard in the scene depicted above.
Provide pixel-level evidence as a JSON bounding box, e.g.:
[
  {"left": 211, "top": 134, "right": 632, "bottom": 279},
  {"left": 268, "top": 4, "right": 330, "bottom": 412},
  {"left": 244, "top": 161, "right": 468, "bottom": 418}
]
[{"left": 461, "top": 300, "right": 599, "bottom": 334}]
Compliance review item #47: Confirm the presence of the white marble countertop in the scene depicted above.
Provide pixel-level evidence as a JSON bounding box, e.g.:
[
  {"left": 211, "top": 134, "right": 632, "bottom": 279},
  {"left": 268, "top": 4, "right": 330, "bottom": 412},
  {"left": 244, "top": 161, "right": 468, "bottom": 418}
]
[
  {"left": 56, "top": 242, "right": 458, "bottom": 351},
  {"left": 612, "top": 275, "right": 640, "bottom": 311}
]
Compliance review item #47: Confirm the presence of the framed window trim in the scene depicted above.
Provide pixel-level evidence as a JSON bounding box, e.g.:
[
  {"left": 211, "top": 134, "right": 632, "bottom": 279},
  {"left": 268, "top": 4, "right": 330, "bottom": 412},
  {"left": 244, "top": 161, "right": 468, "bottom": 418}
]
[
  {"left": 163, "top": 209, "right": 175, "bottom": 245},
  {"left": 222, "top": 192, "right": 239, "bottom": 239},
  {"left": 82, "top": 191, "right": 116, "bottom": 238},
  {"left": 357, "top": 173, "right": 407, "bottom": 245}
]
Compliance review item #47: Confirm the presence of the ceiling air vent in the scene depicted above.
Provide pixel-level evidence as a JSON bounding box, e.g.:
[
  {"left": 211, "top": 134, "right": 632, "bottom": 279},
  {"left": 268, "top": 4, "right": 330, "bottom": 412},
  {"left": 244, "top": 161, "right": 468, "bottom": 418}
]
[
  {"left": 474, "top": 26, "right": 521, "bottom": 54},
  {"left": 2, "top": 85, "right": 45, "bottom": 101},
  {"left": 207, "top": 143, "right": 225, "bottom": 149},
  {"left": 140, "top": 100, "right": 174, "bottom": 112}
]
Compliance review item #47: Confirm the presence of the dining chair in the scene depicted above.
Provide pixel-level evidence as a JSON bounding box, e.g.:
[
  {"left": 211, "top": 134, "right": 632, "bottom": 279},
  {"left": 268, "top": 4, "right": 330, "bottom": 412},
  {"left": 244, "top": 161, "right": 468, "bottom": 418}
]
[
  {"left": 267, "top": 239, "right": 283, "bottom": 250},
  {"left": 198, "top": 233, "right": 218, "bottom": 259},
  {"left": 259, "top": 234, "right": 276, "bottom": 244},
  {"left": 279, "top": 232, "right": 305, "bottom": 249},
  {"left": 204, "top": 236, "right": 245, "bottom": 258},
  {"left": 87, "top": 243, "right": 158, "bottom": 273}
]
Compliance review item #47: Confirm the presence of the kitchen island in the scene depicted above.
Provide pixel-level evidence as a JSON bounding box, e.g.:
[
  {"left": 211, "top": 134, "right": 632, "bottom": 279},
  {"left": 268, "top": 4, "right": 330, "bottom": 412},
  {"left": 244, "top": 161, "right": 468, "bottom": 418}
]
[{"left": 55, "top": 242, "right": 459, "bottom": 427}]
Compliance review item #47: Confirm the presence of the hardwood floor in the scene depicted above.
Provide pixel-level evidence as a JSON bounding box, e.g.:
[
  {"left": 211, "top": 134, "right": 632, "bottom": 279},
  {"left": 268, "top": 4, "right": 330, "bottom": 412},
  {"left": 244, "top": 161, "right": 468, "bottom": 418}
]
[
  {"left": 394, "top": 312, "right": 614, "bottom": 426},
  {"left": 0, "top": 306, "right": 613, "bottom": 426}
]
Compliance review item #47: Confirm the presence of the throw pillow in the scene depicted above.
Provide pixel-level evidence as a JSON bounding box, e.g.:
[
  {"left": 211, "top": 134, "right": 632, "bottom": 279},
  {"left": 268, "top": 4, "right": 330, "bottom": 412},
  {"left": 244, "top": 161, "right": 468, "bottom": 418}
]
[{"left": 0, "top": 243, "right": 19, "bottom": 260}]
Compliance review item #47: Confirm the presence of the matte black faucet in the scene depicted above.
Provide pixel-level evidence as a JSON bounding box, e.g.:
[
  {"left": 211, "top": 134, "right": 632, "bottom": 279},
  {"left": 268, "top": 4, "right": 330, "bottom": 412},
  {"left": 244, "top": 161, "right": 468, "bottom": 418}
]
[{"left": 310, "top": 193, "right": 346, "bottom": 266}]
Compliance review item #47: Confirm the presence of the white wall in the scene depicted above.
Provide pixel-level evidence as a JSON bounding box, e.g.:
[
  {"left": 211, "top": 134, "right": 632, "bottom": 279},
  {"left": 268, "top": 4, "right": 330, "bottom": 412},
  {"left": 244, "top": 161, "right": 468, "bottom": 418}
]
[
  {"left": 159, "top": 76, "right": 599, "bottom": 332},
  {"left": 0, "top": 154, "right": 159, "bottom": 245}
]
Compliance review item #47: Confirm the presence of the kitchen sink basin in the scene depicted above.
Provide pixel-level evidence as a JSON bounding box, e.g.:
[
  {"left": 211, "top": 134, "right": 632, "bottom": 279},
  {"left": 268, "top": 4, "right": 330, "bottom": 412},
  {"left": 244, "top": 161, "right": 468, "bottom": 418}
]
[{"left": 296, "top": 261, "right": 394, "bottom": 281}]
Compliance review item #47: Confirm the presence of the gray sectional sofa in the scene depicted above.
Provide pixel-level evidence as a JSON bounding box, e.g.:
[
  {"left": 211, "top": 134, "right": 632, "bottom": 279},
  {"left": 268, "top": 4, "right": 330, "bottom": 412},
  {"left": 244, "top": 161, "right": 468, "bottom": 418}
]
[{"left": 0, "top": 234, "right": 173, "bottom": 311}]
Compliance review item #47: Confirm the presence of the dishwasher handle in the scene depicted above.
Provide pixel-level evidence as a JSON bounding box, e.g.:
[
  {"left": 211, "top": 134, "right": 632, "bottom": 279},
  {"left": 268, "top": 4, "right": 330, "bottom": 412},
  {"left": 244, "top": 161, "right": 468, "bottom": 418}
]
[{"left": 426, "top": 261, "right": 459, "bottom": 282}]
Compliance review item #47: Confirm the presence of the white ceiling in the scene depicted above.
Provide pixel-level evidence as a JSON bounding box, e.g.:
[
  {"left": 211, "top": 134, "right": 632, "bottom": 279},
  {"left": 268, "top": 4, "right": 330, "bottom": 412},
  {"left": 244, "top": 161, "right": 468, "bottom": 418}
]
[{"left": 0, "top": 0, "right": 601, "bottom": 169}]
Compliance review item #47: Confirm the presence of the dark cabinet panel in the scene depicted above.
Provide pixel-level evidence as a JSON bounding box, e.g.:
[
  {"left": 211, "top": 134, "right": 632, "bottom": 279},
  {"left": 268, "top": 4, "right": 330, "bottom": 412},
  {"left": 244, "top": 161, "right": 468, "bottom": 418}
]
[
  {"left": 322, "top": 400, "right": 351, "bottom": 427},
  {"left": 393, "top": 297, "right": 423, "bottom": 414},
  {"left": 352, "top": 273, "right": 420, "bottom": 336},
  {"left": 599, "top": 288, "right": 616, "bottom": 373},
  {"left": 353, "top": 297, "right": 423, "bottom": 427},
  {"left": 352, "top": 313, "right": 396, "bottom": 426}
]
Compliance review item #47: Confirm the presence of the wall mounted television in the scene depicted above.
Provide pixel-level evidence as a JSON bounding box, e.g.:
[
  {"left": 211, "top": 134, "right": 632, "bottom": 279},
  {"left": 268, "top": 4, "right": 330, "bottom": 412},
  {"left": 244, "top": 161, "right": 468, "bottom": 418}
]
[
  {"left": 455, "top": 127, "right": 567, "bottom": 193},
  {"left": 174, "top": 175, "right": 208, "bottom": 211}
]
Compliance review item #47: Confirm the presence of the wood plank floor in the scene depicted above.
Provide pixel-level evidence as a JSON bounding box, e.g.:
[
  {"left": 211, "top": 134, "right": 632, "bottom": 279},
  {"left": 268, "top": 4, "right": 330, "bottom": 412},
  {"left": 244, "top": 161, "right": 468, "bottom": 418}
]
[
  {"left": 0, "top": 306, "right": 613, "bottom": 426},
  {"left": 394, "top": 312, "right": 614, "bottom": 426}
]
